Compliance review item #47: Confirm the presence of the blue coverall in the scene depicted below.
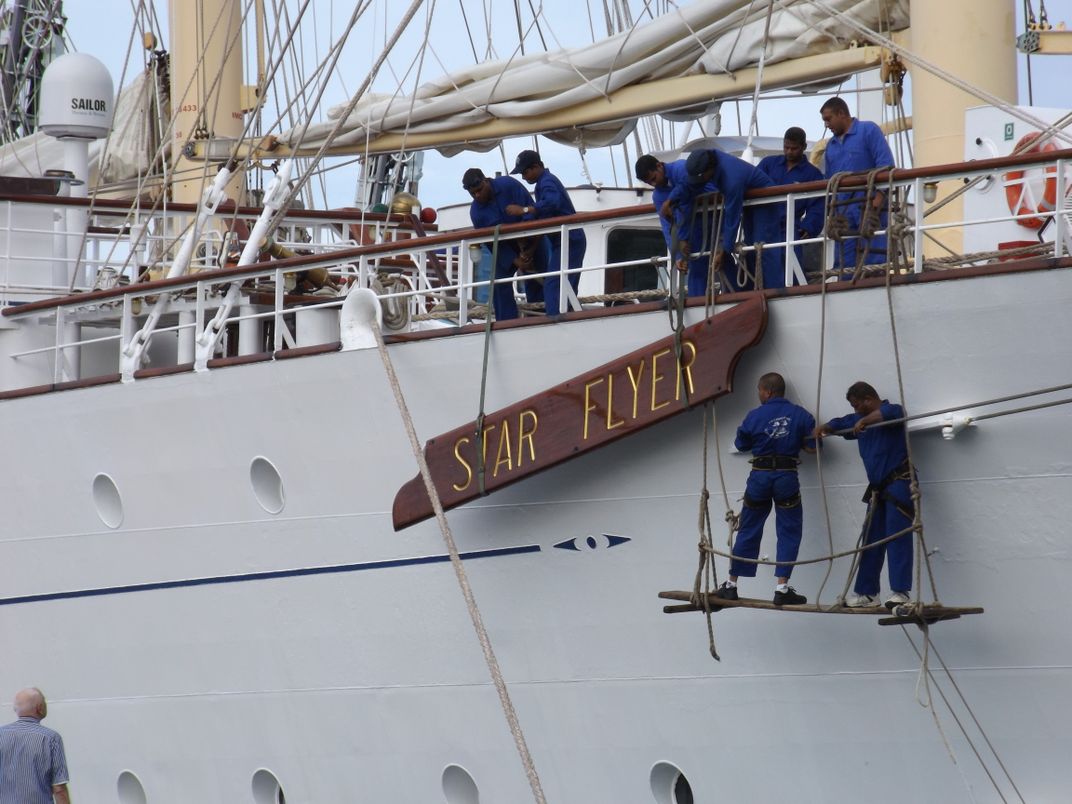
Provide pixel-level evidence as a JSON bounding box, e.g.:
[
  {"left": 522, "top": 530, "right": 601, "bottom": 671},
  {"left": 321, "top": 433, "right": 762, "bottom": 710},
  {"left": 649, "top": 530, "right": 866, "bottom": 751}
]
[
  {"left": 522, "top": 169, "right": 587, "bottom": 316},
  {"left": 651, "top": 160, "right": 717, "bottom": 297},
  {"left": 669, "top": 150, "right": 783, "bottom": 291},
  {"left": 823, "top": 119, "right": 896, "bottom": 277},
  {"left": 731, "top": 396, "right": 816, "bottom": 579},
  {"left": 825, "top": 401, "right": 914, "bottom": 595},
  {"left": 756, "top": 153, "right": 825, "bottom": 280},
  {"left": 469, "top": 176, "right": 548, "bottom": 320}
]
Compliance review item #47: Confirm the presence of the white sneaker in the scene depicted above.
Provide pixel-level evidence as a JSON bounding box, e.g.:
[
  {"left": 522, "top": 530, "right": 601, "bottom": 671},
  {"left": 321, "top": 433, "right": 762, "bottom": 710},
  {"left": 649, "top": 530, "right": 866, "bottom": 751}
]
[
  {"left": 884, "top": 591, "right": 910, "bottom": 610},
  {"left": 844, "top": 593, "right": 878, "bottom": 608}
]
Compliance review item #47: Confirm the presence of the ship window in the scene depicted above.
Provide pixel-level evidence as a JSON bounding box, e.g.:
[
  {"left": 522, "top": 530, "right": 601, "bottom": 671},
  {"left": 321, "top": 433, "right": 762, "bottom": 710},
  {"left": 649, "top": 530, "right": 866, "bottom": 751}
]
[
  {"left": 116, "top": 770, "right": 147, "bottom": 804},
  {"left": 650, "top": 761, "right": 694, "bottom": 804},
  {"left": 604, "top": 227, "right": 665, "bottom": 301},
  {"left": 250, "top": 457, "right": 286, "bottom": 515},
  {"left": 92, "top": 473, "right": 124, "bottom": 528},
  {"left": 442, "top": 764, "right": 480, "bottom": 804},
  {"left": 251, "top": 769, "right": 286, "bottom": 804}
]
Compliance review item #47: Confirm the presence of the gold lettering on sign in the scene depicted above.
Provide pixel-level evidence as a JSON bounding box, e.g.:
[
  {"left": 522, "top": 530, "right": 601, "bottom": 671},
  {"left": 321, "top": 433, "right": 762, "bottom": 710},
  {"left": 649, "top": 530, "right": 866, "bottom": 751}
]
[
  {"left": 605, "top": 373, "right": 625, "bottom": 430},
  {"left": 452, "top": 437, "right": 473, "bottom": 492},
  {"left": 518, "top": 409, "right": 538, "bottom": 465},
  {"left": 675, "top": 340, "right": 697, "bottom": 400},
  {"left": 583, "top": 377, "right": 604, "bottom": 440},
  {"left": 626, "top": 359, "right": 646, "bottom": 419},
  {"left": 493, "top": 420, "right": 513, "bottom": 477},
  {"left": 650, "top": 348, "right": 671, "bottom": 411}
]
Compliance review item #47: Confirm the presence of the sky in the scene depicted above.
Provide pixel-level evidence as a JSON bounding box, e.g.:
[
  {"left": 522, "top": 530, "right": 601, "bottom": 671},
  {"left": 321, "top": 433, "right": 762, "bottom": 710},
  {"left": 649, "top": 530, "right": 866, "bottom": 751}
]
[{"left": 58, "top": 0, "right": 1072, "bottom": 211}]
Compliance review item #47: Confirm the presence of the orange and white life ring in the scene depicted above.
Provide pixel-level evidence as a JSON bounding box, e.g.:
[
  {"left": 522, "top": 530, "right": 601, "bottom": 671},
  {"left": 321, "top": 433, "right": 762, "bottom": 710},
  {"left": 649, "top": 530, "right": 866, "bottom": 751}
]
[{"left": 1003, "top": 132, "right": 1058, "bottom": 230}]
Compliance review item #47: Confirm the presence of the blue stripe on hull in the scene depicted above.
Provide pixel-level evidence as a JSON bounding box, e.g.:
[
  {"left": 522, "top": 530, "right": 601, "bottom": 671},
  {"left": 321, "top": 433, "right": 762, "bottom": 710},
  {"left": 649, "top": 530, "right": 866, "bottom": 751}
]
[{"left": 0, "top": 544, "right": 542, "bottom": 607}]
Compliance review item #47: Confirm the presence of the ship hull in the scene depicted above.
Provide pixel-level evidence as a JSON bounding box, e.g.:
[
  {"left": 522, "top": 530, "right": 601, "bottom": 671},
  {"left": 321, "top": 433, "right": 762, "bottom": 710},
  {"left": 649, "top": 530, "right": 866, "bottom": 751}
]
[{"left": 1, "top": 264, "right": 1070, "bottom": 802}]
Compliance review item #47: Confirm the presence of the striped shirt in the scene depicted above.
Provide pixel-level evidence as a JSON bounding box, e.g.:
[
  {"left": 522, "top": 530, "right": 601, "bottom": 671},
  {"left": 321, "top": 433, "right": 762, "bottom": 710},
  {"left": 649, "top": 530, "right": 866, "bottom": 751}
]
[{"left": 0, "top": 717, "right": 69, "bottom": 804}]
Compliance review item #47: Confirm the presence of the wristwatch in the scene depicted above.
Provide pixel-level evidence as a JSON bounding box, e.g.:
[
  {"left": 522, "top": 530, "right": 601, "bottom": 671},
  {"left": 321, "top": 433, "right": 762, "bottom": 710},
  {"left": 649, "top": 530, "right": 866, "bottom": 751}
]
[{"left": 524, "top": 206, "right": 532, "bottom": 214}]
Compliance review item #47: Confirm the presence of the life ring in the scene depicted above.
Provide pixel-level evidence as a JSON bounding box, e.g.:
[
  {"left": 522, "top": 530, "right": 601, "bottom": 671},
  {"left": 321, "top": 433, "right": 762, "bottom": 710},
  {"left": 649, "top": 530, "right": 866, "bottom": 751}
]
[{"left": 1003, "top": 132, "right": 1058, "bottom": 230}]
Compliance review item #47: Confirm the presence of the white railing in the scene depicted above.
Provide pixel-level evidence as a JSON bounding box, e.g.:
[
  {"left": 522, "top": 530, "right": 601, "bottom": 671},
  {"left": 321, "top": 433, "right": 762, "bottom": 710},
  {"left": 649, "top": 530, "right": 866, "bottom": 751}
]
[{"left": 1, "top": 147, "right": 1070, "bottom": 390}]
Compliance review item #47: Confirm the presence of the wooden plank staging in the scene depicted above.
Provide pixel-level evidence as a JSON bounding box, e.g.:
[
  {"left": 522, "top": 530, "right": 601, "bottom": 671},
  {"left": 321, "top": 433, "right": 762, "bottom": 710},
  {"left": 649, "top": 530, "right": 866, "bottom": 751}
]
[{"left": 658, "top": 591, "right": 983, "bottom": 626}]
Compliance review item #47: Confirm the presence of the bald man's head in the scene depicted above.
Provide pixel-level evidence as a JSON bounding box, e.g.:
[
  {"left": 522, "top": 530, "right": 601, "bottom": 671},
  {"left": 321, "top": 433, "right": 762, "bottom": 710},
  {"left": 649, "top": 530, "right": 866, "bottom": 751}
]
[{"left": 13, "top": 688, "right": 47, "bottom": 719}]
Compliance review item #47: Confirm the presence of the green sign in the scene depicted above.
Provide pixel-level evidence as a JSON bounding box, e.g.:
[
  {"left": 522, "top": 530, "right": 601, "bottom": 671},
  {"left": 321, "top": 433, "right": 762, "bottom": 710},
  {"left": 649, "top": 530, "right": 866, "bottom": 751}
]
[{"left": 1004, "top": 122, "right": 1014, "bottom": 141}]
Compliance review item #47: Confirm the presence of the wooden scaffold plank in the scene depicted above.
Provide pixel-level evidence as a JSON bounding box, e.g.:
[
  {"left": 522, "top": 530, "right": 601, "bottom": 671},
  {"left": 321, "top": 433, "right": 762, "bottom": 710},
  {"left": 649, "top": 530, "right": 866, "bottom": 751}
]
[{"left": 658, "top": 590, "right": 983, "bottom": 625}]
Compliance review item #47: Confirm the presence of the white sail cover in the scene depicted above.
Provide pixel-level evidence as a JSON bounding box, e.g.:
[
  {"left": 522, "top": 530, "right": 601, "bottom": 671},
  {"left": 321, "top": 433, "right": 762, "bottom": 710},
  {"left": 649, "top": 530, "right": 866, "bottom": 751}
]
[{"left": 280, "top": 0, "right": 908, "bottom": 154}]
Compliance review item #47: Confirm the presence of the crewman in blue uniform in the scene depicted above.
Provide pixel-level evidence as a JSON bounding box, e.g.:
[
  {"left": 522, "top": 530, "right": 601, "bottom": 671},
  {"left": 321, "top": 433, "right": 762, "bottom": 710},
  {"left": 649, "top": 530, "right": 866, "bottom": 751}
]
[
  {"left": 820, "top": 97, "right": 896, "bottom": 277},
  {"left": 757, "top": 126, "right": 825, "bottom": 280},
  {"left": 635, "top": 154, "right": 719, "bottom": 297},
  {"left": 464, "top": 167, "right": 546, "bottom": 320},
  {"left": 714, "top": 372, "right": 816, "bottom": 606},
  {"left": 814, "top": 381, "right": 913, "bottom": 609},
  {"left": 671, "top": 149, "right": 783, "bottom": 291},
  {"left": 503, "top": 150, "right": 587, "bottom": 316}
]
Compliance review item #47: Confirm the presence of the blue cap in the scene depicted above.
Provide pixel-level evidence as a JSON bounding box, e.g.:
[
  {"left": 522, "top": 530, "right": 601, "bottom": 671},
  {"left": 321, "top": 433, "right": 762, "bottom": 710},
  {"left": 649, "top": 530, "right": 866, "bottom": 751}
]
[
  {"left": 685, "top": 150, "right": 714, "bottom": 183},
  {"left": 510, "top": 150, "right": 541, "bottom": 175}
]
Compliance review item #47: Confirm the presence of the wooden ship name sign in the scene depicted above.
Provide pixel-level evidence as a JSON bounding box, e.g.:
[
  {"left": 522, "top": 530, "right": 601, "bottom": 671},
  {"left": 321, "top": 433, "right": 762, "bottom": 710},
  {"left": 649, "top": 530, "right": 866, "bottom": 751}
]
[{"left": 392, "top": 296, "right": 767, "bottom": 530}]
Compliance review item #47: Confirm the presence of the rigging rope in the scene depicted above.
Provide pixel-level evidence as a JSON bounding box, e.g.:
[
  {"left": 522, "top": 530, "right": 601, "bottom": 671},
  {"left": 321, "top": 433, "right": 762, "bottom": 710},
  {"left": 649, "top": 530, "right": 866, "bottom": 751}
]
[
  {"left": 742, "top": 0, "right": 775, "bottom": 160},
  {"left": 370, "top": 320, "right": 548, "bottom": 804}
]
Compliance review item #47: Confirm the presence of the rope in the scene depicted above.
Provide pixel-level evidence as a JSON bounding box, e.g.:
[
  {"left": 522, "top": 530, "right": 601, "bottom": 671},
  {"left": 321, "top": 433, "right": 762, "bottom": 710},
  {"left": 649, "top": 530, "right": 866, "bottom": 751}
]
[
  {"left": 687, "top": 199, "right": 736, "bottom": 661},
  {"left": 902, "top": 630, "right": 1027, "bottom": 803},
  {"left": 808, "top": 224, "right": 841, "bottom": 606},
  {"left": 369, "top": 320, "right": 547, "bottom": 804},
  {"left": 690, "top": 405, "right": 721, "bottom": 661},
  {"left": 474, "top": 225, "right": 502, "bottom": 497},
  {"left": 699, "top": 519, "right": 916, "bottom": 570},
  {"left": 901, "top": 629, "right": 1023, "bottom": 803}
]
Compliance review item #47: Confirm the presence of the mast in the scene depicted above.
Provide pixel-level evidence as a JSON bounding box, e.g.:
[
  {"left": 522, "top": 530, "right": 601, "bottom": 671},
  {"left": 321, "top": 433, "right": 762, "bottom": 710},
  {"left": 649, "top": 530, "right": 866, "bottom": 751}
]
[
  {"left": 909, "top": 0, "right": 1016, "bottom": 255},
  {"left": 167, "top": 0, "right": 246, "bottom": 204}
]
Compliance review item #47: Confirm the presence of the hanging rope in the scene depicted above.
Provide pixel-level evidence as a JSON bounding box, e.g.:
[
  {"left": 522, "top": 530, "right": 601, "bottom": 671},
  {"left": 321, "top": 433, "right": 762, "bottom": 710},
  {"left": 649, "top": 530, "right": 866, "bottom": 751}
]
[
  {"left": 474, "top": 225, "right": 503, "bottom": 497},
  {"left": 901, "top": 629, "right": 1027, "bottom": 803},
  {"left": 742, "top": 0, "right": 776, "bottom": 160},
  {"left": 370, "top": 320, "right": 547, "bottom": 804}
]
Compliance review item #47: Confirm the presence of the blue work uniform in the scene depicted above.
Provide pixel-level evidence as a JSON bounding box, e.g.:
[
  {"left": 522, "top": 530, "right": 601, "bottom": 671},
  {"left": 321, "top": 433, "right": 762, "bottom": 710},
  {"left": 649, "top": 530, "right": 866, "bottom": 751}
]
[
  {"left": 522, "top": 168, "right": 586, "bottom": 316},
  {"left": 757, "top": 153, "right": 825, "bottom": 279},
  {"left": 823, "top": 119, "right": 895, "bottom": 276},
  {"left": 469, "top": 176, "right": 548, "bottom": 320},
  {"left": 669, "top": 150, "right": 782, "bottom": 291},
  {"left": 731, "top": 396, "right": 816, "bottom": 580},
  {"left": 651, "top": 160, "right": 717, "bottom": 297},
  {"left": 825, "top": 401, "right": 914, "bottom": 595}
]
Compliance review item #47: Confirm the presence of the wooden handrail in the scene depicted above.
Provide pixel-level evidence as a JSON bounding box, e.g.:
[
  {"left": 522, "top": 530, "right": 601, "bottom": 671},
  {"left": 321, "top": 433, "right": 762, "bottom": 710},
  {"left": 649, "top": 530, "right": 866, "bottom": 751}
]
[{"left": 6, "top": 145, "right": 1072, "bottom": 318}]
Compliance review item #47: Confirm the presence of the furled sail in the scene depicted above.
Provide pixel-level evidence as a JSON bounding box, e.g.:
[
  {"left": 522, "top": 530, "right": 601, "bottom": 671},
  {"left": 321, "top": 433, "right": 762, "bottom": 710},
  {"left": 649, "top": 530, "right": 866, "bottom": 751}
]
[
  {"left": 278, "top": 0, "right": 908, "bottom": 155},
  {"left": 0, "top": 69, "right": 163, "bottom": 185}
]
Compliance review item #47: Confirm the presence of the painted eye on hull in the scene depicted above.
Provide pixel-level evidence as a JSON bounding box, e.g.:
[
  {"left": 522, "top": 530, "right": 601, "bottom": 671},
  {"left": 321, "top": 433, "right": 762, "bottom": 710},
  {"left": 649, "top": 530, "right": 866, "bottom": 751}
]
[{"left": 553, "top": 533, "right": 631, "bottom": 551}]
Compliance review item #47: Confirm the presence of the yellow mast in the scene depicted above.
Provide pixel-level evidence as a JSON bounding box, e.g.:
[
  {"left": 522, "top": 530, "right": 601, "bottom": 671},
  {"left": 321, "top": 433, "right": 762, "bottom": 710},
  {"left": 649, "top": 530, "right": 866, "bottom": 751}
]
[
  {"left": 910, "top": 0, "right": 1017, "bottom": 255},
  {"left": 168, "top": 0, "right": 246, "bottom": 204}
]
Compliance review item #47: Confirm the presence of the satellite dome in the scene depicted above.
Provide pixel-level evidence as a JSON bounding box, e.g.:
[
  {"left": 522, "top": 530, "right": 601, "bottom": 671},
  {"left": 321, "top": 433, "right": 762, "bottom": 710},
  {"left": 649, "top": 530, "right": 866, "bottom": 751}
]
[{"left": 39, "top": 52, "right": 115, "bottom": 140}]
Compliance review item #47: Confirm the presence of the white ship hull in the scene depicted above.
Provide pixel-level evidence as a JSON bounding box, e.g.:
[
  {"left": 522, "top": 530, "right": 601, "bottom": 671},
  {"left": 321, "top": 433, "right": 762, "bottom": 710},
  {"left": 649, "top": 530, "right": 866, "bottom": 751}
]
[{"left": 2, "top": 263, "right": 1069, "bottom": 802}]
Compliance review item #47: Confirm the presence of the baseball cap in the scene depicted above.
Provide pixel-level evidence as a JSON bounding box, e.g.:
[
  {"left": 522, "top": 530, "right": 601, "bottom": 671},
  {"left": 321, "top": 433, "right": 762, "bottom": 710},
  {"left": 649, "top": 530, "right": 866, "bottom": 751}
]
[
  {"left": 509, "top": 150, "right": 541, "bottom": 175},
  {"left": 685, "top": 150, "right": 714, "bottom": 184}
]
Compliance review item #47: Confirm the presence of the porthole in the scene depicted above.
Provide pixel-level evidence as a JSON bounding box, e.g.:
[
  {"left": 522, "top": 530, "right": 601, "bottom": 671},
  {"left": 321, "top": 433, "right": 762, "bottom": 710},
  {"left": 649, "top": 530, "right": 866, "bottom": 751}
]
[
  {"left": 650, "top": 761, "right": 694, "bottom": 804},
  {"left": 249, "top": 457, "right": 285, "bottom": 514},
  {"left": 116, "top": 770, "right": 147, "bottom": 804},
  {"left": 442, "top": 764, "right": 479, "bottom": 804},
  {"left": 251, "top": 769, "right": 286, "bottom": 804},
  {"left": 92, "top": 473, "right": 124, "bottom": 528}
]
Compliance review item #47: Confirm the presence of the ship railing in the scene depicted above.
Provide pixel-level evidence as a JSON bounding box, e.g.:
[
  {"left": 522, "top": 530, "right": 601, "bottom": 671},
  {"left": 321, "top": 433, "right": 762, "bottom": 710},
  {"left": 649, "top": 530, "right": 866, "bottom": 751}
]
[
  {"left": 0, "top": 194, "right": 436, "bottom": 304},
  {"left": 737, "top": 146, "right": 1072, "bottom": 284},
  {"left": 2, "top": 145, "right": 1072, "bottom": 389},
  {"left": 0, "top": 204, "right": 666, "bottom": 385}
]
